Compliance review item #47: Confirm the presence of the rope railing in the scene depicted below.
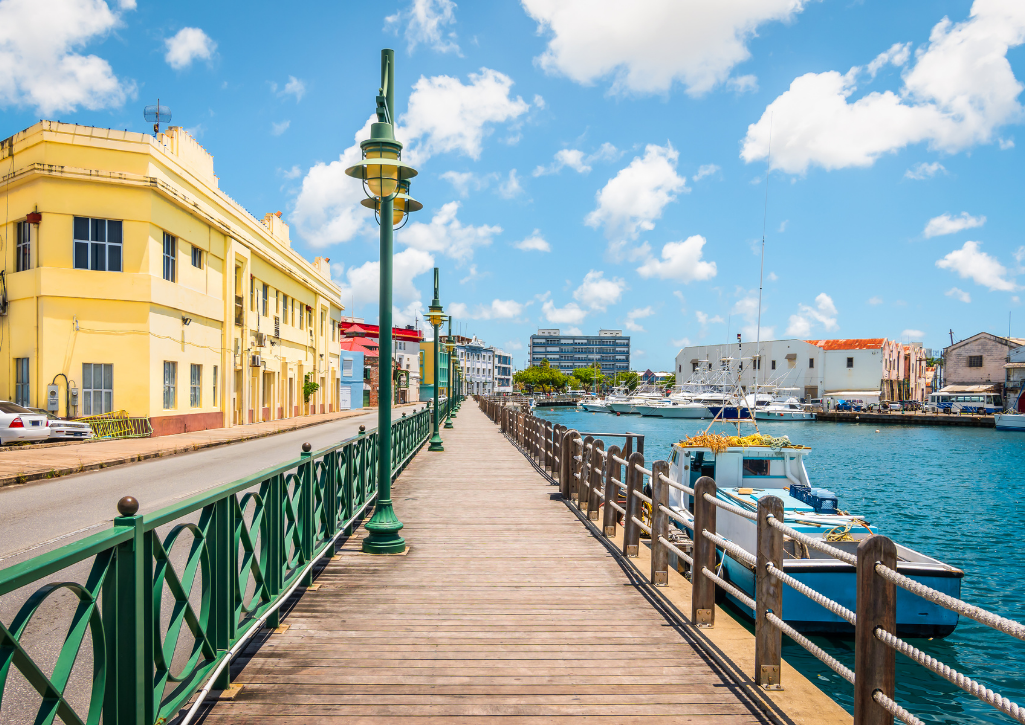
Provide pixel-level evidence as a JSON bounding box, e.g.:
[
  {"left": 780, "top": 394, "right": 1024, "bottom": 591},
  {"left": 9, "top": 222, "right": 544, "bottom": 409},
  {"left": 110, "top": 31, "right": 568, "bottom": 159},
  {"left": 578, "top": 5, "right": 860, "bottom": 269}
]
[{"left": 476, "top": 396, "right": 1024, "bottom": 725}]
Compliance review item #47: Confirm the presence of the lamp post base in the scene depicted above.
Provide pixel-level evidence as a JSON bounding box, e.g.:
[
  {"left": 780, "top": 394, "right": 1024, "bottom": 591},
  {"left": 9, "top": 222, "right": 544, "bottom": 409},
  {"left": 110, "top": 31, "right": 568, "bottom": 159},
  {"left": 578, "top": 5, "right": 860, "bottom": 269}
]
[
  {"left": 443, "top": 419, "right": 453, "bottom": 429},
  {"left": 361, "top": 500, "right": 406, "bottom": 554},
  {"left": 428, "top": 433, "right": 445, "bottom": 452}
]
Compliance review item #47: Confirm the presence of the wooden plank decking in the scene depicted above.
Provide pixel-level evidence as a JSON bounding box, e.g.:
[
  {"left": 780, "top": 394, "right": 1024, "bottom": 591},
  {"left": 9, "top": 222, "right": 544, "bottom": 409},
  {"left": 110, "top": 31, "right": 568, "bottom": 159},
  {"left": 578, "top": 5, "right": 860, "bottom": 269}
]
[{"left": 200, "top": 403, "right": 777, "bottom": 724}]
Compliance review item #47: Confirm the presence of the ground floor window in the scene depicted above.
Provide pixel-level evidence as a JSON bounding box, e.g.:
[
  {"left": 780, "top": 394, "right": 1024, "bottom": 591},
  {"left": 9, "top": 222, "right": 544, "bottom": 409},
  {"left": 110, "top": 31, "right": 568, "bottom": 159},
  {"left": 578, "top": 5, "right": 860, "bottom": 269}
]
[
  {"left": 163, "top": 362, "right": 177, "bottom": 409},
  {"left": 82, "top": 363, "right": 113, "bottom": 415},
  {"left": 14, "top": 358, "right": 29, "bottom": 407},
  {"left": 190, "top": 364, "right": 202, "bottom": 408},
  {"left": 213, "top": 365, "right": 219, "bottom": 406}
]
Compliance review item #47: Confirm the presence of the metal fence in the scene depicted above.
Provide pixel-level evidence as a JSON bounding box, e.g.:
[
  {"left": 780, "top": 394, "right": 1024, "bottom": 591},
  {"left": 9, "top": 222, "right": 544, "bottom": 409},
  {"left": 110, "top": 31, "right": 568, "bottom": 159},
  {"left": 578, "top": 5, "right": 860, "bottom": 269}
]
[
  {"left": 0, "top": 401, "right": 449, "bottom": 725},
  {"left": 477, "top": 395, "right": 1025, "bottom": 725}
]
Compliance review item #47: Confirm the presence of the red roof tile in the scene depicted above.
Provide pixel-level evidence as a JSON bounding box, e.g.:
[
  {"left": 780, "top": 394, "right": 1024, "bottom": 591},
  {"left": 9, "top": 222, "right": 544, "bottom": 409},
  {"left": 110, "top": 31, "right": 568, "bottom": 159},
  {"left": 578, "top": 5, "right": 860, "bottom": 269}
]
[{"left": 805, "top": 338, "right": 886, "bottom": 351}]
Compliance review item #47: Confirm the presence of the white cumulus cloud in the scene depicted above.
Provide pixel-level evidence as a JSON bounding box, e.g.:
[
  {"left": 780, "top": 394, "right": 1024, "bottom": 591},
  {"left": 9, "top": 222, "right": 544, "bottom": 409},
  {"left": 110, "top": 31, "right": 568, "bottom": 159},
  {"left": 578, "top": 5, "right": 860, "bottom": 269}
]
[
  {"left": 401, "top": 201, "right": 502, "bottom": 263},
  {"left": 573, "top": 270, "right": 627, "bottom": 310},
  {"left": 786, "top": 293, "right": 838, "bottom": 337},
  {"left": 636, "top": 235, "right": 718, "bottom": 283},
  {"left": 905, "top": 161, "right": 947, "bottom": 180},
  {"left": 515, "top": 229, "right": 550, "bottom": 252},
  {"left": 453, "top": 299, "right": 526, "bottom": 320},
  {"left": 936, "top": 241, "right": 1016, "bottom": 291},
  {"left": 742, "top": 1, "right": 1025, "bottom": 174},
  {"left": 281, "top": 75, "right": 305, "bottom": 101},
  {"left": 165, "top": 27, "right": 216, "bottom": 70},
  {"left": 332, "top": 248, "right": 435, "bottom": 326},
  {"left": 696, "top": 311, "right": 725, "bottom": 326},
  {"left": 946, "top": 287, "right": 972, "bottom": 303},
  {"left": 692, "top": 164, "right": 720, "bottom": 182},
  {"left": 522, "top": 0, "right": 816, "bottom": 96},
  {"left": 533, "top": 143, "right": 619, "bottom": 176},
  {"left": 923, "top": 211, "right": 986, "bottom": 238},
  {"left": 624, "top": 306, "right": 655, "bottom": 332},
  {"left": 542, "top": 298, "right": 587, "bottom": 324},
  {"left": 901, "top": 328, "right": 926, "bottom": 340},
  {"left": 385, "top": 0, "right": 460, "bottom": 54},
  {"left": 585, "top": 143, "right": 686, "bottom": 257},
  {"left": 271, "top": 120, "right": 290, "bottom": 136},
  {"left": 0, "top": 0, "right": 135, "bottom": 115}
]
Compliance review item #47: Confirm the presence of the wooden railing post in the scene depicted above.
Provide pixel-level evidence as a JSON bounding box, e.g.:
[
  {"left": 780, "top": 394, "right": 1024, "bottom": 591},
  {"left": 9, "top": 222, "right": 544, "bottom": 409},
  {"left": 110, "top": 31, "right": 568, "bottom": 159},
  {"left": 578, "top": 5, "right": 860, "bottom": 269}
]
[
  {"left": 559, "top": 430, "right": 579, "bottom": 500},
  {"left": 756, "top": 495, "right": 784, "bottom": 689},
  {"left": 650, "top": 460, "right": 669, "bottom": 586},
  {"left": 602, "top": 445, "right": 621, "bottom": 537},
  {"left": 578, "top": 436, "right": 594, "bottom": 510},
  {"left": 854, "top": 535, "right": 897, "bottom": 725},
  {"left": 622, "top": 451, "right": 644, "bottom": 558},
  {"left": 587, "top": 439, "right": 604, "bottom": 521},
  {"left": 691, "top": 476, "right": 717, "bottom": 627}
]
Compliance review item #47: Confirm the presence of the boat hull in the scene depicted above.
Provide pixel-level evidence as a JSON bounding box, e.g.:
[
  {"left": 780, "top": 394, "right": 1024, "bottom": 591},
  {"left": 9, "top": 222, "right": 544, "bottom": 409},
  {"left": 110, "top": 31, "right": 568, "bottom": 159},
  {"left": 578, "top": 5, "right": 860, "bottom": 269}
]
[
  {"left": 754, "top": 410, "right": 815, "bottom": 421},
  {"left": 607, "top": 402, "right": 638, "bottom": 414},
  {"left": 995, "top": 413, "right": 1025, "bottom": 431},
  {"left": 706, "top": 406, "right": 751, "bottom": 420},
  {"left": 659, "top": 405, "right": 711, "bottom": 419},
  {"left": 720, "top": 555, "right": 961, "bottom": 637}
]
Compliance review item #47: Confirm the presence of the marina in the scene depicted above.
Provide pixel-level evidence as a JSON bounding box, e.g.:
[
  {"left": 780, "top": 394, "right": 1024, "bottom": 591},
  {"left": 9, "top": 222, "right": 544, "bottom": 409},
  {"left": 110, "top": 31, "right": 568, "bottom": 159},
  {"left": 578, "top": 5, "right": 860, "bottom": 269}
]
[{"left": 529, "top": 403, "right": 1025, "bottom": 725}]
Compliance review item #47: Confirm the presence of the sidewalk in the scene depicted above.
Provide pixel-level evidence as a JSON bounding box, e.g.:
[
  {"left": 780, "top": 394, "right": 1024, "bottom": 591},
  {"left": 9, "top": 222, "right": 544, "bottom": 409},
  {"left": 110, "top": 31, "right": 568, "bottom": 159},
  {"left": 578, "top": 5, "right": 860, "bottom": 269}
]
[{"left": 0, "top": 405, "right": 419, "bottom": 488}]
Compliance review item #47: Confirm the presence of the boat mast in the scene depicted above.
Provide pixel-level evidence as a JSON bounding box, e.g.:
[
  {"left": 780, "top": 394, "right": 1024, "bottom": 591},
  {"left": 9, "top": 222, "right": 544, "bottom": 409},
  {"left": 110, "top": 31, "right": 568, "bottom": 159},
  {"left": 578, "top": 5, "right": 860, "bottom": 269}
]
[{"left": 756, "top": 113, "right": 772, "bottom": 403}]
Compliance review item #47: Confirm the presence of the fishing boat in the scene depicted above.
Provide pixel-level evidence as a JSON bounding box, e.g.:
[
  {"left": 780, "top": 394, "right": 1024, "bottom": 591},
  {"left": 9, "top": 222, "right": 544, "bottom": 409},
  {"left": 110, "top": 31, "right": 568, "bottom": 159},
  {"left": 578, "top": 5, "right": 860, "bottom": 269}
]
[
  {"left": 664, "top": 434, "right": 962, "bottom": 637},
  {"left": 995, "top": 390, "right": 1025, "bottom": 430},
  {"left": 753, "top": 389, "right": 815, "bottom": 421},
  {"left": 657, "top": 400, "right": 712, "bottom": 418},
  {"left": 579, "top": 399, "right": 611, "bottom": 413}
]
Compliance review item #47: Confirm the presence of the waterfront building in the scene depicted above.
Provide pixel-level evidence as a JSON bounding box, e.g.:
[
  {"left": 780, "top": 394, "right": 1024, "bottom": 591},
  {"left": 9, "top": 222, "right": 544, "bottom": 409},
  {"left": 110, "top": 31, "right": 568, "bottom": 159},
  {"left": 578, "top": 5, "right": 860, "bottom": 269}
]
[
  {"left": 528, "top": 328, "right": 630, "bottom": 375},
  {"left": 339, "top": 320, "right": 423, "bottom": 403},
  {"left": 675, "top": 337, "right": 927, "bottom": 403},
  {"left": 641, "top": 370, "right": 673, "bottom": 386},
  {"left": 1, "top": 121, "right": 343, "bottom": 435},
  {"left": 494, "top": 349, "right": 513, "bottom": 394},
  {"left": 942, "top": 332, "right": 1025, "bottom": 403},
  {"left": 455, "top": 336, "right": 494, "bottom": 396},
  {"left": 1005, "top": 345, "right": 1025, "bottom": 412},
  {"left": 338, "top": 344, "right": 365, "bottom": 411},
  {"left": 418, "top": 339, "right": 449, "bottom": 401}
]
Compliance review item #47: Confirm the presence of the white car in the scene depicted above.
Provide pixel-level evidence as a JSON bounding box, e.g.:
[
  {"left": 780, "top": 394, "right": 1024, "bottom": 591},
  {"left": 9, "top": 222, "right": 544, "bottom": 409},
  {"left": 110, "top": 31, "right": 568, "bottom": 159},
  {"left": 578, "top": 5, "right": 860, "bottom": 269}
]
[
  {"left": 28, "top": 408, "right": 94, "bottom": 441},
  {"left": 0, "top": 401, "right": 51, "bottom": 445}
]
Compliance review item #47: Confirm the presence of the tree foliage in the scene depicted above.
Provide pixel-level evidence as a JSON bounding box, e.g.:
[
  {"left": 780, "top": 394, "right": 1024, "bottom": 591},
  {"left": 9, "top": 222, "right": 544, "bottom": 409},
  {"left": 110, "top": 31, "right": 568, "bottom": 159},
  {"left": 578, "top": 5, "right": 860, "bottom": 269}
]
[
  {"left": 514, "top": 362, "right": 571, "bottom": 392},
  {"left": 571, "top": 365, "right": 604, "bottom": 389}
]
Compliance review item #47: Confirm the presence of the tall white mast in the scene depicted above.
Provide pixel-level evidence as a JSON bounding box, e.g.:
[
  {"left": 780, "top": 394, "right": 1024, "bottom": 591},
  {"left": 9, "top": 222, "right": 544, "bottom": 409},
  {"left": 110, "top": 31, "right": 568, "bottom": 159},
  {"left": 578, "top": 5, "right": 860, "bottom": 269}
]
[{"left": 756, "top": 114, "right": 773, "bottom": 397}]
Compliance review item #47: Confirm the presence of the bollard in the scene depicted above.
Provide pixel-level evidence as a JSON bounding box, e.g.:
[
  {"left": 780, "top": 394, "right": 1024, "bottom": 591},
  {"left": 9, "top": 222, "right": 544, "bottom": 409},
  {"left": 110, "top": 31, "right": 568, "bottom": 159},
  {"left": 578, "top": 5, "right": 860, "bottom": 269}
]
[
  {"left": 756, "top": 495, "right": 784, "bottom": 689},
  {"left": 650, "top": 460, "right": 669, "bottom": 586},
  {"left": 622, "top": 451, "right": 645, "bottom": 558},
  {"left": 691, "top": 476, "right": 717, "bottom": 627},
  {"left": 602, "top": 445, "right": 622, "bottom": 537},
  {"left": 587, "top": 439, "right": 604, "bottom": 521},
  {"left": 854, "top": 535, "right": 897, "bottom": 725}
]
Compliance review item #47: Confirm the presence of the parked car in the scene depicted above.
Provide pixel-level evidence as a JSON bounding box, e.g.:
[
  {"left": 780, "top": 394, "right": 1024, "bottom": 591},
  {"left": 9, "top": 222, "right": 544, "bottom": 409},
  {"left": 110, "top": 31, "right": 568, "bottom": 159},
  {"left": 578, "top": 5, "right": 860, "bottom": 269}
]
[
  {"left": 887, "top": 402, "right": 902, "bottom": 412},
  {"left": 28, "top": 408, "right": 94, "bottom": 441},
  {"left": 807, "top": 398, "right": 824, "bottom": 412},
  {"left": 0, "top": 401, "right": 51, "bottom": 445},
  {"left": 836, "top": 399, "right": 866, "bottom": 412}
]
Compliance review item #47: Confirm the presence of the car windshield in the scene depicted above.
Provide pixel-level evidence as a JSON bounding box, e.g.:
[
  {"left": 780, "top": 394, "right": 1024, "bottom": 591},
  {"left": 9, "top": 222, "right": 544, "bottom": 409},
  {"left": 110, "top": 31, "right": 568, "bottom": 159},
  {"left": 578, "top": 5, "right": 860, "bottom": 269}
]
[{"left": 0, "top": 402, "right": 33, "bottom": 414}]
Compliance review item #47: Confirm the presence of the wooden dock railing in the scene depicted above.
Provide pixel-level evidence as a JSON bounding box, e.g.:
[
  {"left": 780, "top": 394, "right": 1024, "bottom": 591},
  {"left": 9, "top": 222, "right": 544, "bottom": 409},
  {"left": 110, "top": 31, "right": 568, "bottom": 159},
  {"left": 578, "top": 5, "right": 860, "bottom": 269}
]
[{"left": 477, "top": 395, "right": 1025, "bottom": 725}]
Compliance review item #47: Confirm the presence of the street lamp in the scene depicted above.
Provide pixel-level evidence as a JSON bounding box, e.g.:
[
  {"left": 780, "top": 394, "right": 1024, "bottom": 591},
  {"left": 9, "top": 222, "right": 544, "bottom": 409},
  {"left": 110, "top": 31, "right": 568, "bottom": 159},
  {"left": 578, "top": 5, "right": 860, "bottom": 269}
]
[
  {"left": 427, "top": 268, "right": 447, "bottom": 451},
  {"left": 345, "top": 49, "right": 421, "bottom": 555},
  {"left": 444, "top": 315, "right": 455, "bottom": 428}
]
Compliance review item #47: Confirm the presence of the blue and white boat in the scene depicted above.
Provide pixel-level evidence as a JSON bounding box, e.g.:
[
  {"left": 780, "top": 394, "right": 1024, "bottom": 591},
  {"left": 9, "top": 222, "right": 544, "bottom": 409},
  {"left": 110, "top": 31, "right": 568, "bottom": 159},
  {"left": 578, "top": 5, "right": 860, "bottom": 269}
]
[{"left": 665, "top": 438, "right": 963, "bottom": 637}]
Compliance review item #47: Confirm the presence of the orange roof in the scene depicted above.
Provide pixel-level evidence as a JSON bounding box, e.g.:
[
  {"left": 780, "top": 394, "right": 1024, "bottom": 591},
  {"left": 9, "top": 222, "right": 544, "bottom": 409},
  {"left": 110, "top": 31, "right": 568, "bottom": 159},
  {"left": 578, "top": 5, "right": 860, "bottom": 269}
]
[{"left": 806, "top": 338, "right": 885, "bottom": 351}]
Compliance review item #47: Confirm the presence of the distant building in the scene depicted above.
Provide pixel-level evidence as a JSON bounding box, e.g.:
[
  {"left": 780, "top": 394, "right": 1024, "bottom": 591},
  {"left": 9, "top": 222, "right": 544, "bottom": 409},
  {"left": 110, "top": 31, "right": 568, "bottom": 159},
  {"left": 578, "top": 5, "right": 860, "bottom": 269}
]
[
  {"left": 338, "top": 345, "right": 364, "bottom": 410},
  {"left": 641, "top": 370, "right": 673, "bottom": 386},
  {"left": 339, "top": 320, "right": 424, "bottom": 404},
  {"left": 1005, "top": 345, "right": 1025, "bottom": 412},
  {"left": 528, "top": 328, "right": 630, "bottom": 375},
  {"left": 675, "top": 337, "right": 928, "bottom": 403},
  {"left": 494, "top": 349, "right": 513, "bottom": 394},
  {"left": 419, "top": 339, "right": 450, "bottom": 401},
  {"left": 942, "top": 332, "right": 1025, "bottom": 403},
  {"left": 340, "top": 326, "right": 378, "bottom": 407},
  {"left": 455, "top": 336, "right": 495, "bottom": 396}
]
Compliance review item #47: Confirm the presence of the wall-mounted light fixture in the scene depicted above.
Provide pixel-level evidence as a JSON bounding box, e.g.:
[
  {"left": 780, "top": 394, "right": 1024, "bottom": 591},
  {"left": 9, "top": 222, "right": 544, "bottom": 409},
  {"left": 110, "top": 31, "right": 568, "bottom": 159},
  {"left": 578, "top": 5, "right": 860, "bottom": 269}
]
[{"left": 182, "top": 316, "right": 192, "bottom": 326}]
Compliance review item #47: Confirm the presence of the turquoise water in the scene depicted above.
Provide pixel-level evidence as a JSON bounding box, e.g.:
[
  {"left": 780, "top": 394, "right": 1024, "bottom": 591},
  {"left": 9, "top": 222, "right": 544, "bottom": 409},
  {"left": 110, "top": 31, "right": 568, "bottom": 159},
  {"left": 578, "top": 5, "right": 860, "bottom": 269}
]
[{"left": 534, "top": 407, "right": 1025, "bottom": 724}]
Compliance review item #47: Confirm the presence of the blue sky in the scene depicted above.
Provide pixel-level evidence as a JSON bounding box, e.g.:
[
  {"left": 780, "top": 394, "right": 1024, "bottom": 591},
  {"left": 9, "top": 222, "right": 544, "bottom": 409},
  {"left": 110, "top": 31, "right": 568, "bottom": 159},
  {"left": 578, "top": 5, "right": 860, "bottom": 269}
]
[{"left": 3, "top": 0, "right": 1024, "bottom": 370}]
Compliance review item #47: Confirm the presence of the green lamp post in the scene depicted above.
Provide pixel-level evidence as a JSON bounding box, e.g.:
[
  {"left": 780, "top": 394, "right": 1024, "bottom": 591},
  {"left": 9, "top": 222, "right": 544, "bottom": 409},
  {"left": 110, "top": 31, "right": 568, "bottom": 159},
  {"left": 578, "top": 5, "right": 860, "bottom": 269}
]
[
  {"left": 345, "top": 49, "right": 422, "bottom": 554},
  {"left": 427, "top": 268, "right": 446, "bottom": 451},
  {"left": 444, "top": 315, "right": 455, "bottom": 428}
]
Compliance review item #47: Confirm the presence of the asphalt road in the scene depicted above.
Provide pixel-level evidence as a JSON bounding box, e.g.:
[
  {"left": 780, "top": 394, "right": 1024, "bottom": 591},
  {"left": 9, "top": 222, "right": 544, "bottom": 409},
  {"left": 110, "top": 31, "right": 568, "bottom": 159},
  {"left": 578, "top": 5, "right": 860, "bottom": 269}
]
[{"left": 0, "top": 405, "right": 423, "bottom": 564}]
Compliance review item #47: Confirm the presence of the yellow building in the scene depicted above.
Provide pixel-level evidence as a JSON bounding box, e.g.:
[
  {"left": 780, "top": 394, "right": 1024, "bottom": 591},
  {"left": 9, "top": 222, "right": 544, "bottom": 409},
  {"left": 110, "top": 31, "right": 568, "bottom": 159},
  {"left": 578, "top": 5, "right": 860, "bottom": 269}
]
[{"left": 0, "top": 121, "right": 343, "bottom": 435}]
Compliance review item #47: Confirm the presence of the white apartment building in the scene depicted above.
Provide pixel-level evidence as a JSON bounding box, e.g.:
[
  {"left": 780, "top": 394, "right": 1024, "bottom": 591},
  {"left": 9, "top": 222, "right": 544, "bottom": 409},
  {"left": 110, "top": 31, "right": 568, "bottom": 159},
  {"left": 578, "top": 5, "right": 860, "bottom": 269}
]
[
  {"left": 675, "top": 338, "right": 920, "bottom": 403},
  {"left": 393, "top": 338, "right": 421, "bottom": 403},
  {"left": 456, "top": 336, "right": 495, "bottom": 395}
]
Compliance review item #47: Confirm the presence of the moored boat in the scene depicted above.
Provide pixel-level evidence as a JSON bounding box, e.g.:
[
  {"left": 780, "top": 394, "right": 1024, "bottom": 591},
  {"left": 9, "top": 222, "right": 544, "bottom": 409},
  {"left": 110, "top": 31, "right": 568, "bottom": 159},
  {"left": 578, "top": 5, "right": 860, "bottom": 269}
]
[{"left": 665, "top": 434, "right": 962, "bottom": 636}]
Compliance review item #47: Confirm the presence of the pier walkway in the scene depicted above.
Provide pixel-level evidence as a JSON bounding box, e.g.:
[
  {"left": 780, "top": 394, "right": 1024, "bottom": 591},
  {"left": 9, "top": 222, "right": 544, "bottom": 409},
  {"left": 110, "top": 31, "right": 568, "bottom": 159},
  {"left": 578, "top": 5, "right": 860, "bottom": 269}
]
[{"left": 201, "top": 403, "right": 775, "bottom": 723}]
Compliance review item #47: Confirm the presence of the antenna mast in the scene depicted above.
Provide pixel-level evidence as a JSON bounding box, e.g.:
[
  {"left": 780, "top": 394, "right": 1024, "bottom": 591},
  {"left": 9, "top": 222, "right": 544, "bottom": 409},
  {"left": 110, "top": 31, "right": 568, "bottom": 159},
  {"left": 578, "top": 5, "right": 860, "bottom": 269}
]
[{"left": 755, "top": 113, "right": 772, "bottom": 399}]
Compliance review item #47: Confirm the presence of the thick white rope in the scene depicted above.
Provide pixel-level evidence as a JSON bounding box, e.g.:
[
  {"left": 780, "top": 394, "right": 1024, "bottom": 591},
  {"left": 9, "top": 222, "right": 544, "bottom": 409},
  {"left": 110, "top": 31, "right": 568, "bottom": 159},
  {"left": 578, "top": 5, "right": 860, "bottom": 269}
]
[
  {"left": 611, "top": 476, "right": 626, "bottom": 491},
  {"left": 701, "top": 529, "right": 756, "bottom": 567},
  {"left": 633, "top": 462, "right": 653, "bottom": 477},
  {"left": 631, "top": 516, "right": 652, "bottom": 535},
  {"left": 658, "top": 504, "right": 694, "bottom": 531},
  {"left": 607, "top": 501, "right": 625, "bottom": 514},
  {"left": 765, "top": 612, "right": 854, "bottom": 685},
  {"left": 660, "top": 472, "right": 694, "bottom": 495},
  {"left": 612, "top": 455, "right": 628, "bottom": 465},
  {"left": 658, "top": 535, "right": 693, "bottom": 566},
  {"left": 632, "top": 488, "right": 652, "bottom": 505},
  {"left": 875, "top": 563, "right": 1025, "bottom": 642},
  {"left": 766, "top": 515, "right": 856, "bottom": 565},
  {"left": 702, "top": 492, "right": 757, "bottom": 521},
  {"left": 875, "top": 628, "right": 1025, "bottom": 723},
  {"left": 701, "top": 566, "right": 755, "bottom": 609},
  {"left": 766, "top": 562, "right": 856, "bottom": 625},
  {"left": 872, "top": 690, "right": 925, "bottom": 725}
]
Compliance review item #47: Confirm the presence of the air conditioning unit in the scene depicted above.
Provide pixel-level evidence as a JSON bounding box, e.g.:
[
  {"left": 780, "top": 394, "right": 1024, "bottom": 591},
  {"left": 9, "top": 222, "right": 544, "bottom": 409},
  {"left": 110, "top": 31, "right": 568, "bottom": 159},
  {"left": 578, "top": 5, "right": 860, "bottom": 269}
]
[
  {"left": 254, "top": 332, "right": 267, "bottom": 347},
  {"left": 274, "top": 316, "right": 280, "bottom": 337},
  {"left": 250, "top": 354, "right": 262, "bottom": 367},
  {"left": 234, "top": 339, "right": 241, "bottom": 355}
]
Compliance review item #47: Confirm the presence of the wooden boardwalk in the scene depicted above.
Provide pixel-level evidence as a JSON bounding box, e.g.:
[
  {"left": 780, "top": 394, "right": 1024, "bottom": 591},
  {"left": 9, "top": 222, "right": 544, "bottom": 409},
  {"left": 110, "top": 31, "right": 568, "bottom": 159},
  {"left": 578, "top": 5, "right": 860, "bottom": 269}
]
[{"left": 201, "top": 403, "right": 777, "bottom": 724}]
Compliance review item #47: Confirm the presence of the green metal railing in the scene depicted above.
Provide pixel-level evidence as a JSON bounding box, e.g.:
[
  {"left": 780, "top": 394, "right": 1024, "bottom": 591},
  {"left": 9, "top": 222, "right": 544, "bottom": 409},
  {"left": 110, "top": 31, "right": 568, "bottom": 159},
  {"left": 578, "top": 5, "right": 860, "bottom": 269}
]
[{"left": 0, "top": 400, "right": 456, "bottom": 725}]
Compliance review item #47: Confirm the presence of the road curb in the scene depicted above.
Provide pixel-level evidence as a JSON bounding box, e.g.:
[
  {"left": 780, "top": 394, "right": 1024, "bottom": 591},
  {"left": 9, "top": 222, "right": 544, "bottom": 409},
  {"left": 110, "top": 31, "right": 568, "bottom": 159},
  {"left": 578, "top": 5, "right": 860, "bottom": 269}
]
[{"left": 0, "top": 405, "right": 422, "bottom": 489}]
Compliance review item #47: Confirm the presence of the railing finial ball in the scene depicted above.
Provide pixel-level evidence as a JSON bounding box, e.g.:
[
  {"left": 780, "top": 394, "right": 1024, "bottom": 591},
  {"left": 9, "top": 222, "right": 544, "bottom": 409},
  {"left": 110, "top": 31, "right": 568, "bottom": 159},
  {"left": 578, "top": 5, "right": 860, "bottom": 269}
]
[
  {"left": 302, "top": 442, "right": 312, "bottom": 453},
  {"left": 359, "top": 424, "right": 366, "bottom": 433},
  {"left": 117, "top": 496, "right": 139, "bottom": 517}
]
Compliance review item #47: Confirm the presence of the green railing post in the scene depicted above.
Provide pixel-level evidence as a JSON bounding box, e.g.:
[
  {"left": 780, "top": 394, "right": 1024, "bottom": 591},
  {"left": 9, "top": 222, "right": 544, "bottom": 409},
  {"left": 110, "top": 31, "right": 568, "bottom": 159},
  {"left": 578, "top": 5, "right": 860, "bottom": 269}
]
[
  {"left": 299, "top": 443, "right": 315, "bottom": 586},
  {"left": 266, "top": 473, "right": 284, "bottom": 630},
  {"left": 210, "top": 494, "right": 235, "bottom": 689},
  {"left": 325, "top": 450, "right": 338, "bottom": 542},
  {"left": 106, "top": 496, "right": 153, "bottom": 725}
]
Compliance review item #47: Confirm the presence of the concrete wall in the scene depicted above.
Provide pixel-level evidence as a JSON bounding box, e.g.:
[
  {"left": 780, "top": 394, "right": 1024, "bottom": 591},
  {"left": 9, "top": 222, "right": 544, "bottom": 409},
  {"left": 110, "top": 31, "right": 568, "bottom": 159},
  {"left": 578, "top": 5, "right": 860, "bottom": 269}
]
[{"left": 944, "top": 333, "right": 1023, "bottom": 389}]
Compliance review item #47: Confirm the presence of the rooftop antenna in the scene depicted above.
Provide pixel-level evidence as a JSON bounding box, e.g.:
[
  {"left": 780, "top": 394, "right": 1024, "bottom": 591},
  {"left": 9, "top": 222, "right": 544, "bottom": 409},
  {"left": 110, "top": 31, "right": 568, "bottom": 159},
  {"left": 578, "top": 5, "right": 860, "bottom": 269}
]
[
  {"left": 949, "top": 329, "right": 954, "bottom": 345},
  {"left": 144, "top": 99, "right": 172, "bottom": 136}
]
